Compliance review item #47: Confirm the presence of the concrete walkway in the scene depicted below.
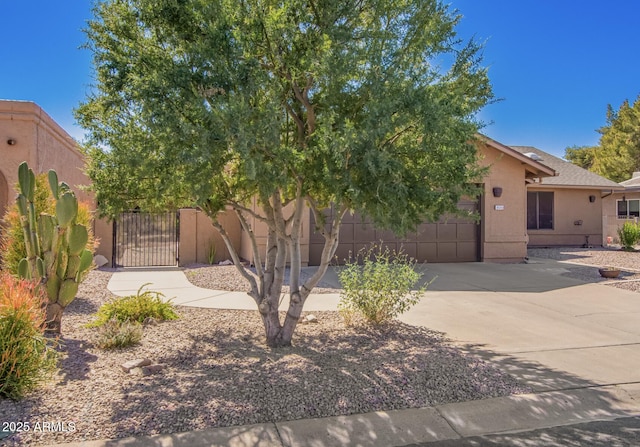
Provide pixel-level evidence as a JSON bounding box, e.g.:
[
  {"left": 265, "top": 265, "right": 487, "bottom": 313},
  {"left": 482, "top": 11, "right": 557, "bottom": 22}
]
[
  {"left": 51, "top": 259, "right": 640, "bottom": 446},
  {"left": 106, "top": 267, "right": 342, "bottom": 311}
]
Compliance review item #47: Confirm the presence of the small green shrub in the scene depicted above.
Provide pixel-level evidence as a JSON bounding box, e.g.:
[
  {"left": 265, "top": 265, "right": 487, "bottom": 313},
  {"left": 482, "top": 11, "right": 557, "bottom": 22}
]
[
  {"left": 338, "top": 244, "right": 428, "bottom": 326},
  {"left": 94, "top": 318, "right": 143, "bottom": 349},
  {"left": 618, "top": 221, "right": 640, "bottom": 251},
  {"left": 0, "top": 274, "right": 57, "bottom": 400},
  {"left": 88, "top": 284, "right": 179, "bottom": 327},
  {"left": 207, "top": 239, "right": 217, "bottom": 265}
]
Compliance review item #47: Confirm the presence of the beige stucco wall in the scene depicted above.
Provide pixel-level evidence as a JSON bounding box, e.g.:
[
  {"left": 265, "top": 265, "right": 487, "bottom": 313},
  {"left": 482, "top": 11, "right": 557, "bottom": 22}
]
[
  {"left": 527, "top": 187, "right": 604, "bottom": 247},
  {"left": 178, "top": 208, "right": 242, "bottom": 265},
  {"left": 477, "top": 143, "right": 529, "bottom": 262},
  {"left": 603, "top": 192, "right": 640, "bottom": 245},
  {"left": 239, "top": 197, "right": 310, "bottom": 266},
  {"left": 0, "top": 101, "right": 90, "bottom": 209}
]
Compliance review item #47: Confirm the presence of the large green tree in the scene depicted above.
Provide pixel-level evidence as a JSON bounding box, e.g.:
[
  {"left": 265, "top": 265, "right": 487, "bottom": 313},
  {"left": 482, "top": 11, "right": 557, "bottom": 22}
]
[
  {"left": 76, "top": 0, "right": 493, "bottom": 347},
  {"left": 592, "top": 97, "right": 640, "bottom": 182},
  {"left": 565, "top": 96, "right": 640, "bottom": 183},
  {"left": 564, "top": 145, "right": 597, "bottom": 170}
]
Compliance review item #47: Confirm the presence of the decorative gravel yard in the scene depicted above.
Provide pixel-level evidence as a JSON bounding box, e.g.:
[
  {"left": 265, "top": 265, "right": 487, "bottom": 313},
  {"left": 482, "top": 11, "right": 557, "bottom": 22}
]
[{"left": 1, "top": 246, "right": 637, "bottom": 446}]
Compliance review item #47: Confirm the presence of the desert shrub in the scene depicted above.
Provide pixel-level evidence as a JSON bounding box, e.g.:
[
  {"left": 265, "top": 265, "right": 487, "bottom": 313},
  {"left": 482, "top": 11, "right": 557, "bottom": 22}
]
[
  {"left": 617, "top": 221, "right": 640, "bottom": 251},
  {"left": 0, "top": 274, "right": 57, "bottom": 400},
  {"left": 0, "top": 173, "right": 95, "bottom": 275},
  {"left": 338, "top": 244, "right": 428, "bottom": 326},
  {"left": 87, "top": 284, "right": 179, "bottom": 327},
  {"left": 94, "top": 318, "right": 143, "bottom": 349}
]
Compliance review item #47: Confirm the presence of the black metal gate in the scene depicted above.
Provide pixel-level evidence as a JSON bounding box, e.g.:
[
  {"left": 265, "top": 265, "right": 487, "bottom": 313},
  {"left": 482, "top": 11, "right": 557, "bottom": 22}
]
[{"left": 113, "top": 212, "right": 179, "bottom": 267}]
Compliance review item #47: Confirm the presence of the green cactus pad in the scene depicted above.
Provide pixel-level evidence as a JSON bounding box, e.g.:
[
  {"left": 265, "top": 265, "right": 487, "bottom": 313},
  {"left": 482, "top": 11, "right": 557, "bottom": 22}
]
[
  {"left": 48, "top": 170, "right": 59, "bottom": 199},
  {"left": 56, "top": 193, "right": 78, "bottom": 227},
  {"left": 18, "top": 162, "right": 32, "bottom": 198},
  {"left": 68, "top": 224, "right": 89, "bottom": 256},
  {"left": 66, "top": 255, "right": 81, "bottom": 279},
  {"left": 45, "top": 275, "right": 60, "bottom": 303},
  {"left": 59, "top": 280, "right": 79, "bottom": 307},
  {"left": 38, "top": 214, "right": 56, "bottom": 252},
  {"left": 36, "top": 257, "right": 45, "bottom": 278},
  {"left": 17, "top": 258, "right": 31, "bottom": 280},
  {"left": 79, "top": 250, "right": 93, "bottom": 275},
  {"left": 56, "top": 250, "right": 69, "bottom": 280}
]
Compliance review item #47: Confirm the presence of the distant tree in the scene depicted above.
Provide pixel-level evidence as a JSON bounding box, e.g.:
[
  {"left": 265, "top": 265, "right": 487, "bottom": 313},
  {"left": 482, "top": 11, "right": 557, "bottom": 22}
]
[
  {"left": 568, "top": 97, "right": 640, "bottom": 182},
  {"left": 591, "top": 97, "right": 640, "bottom": 183},
  {"left": 76, "top": 0, "right": 493, "bottom": 347},
  {"left": 564, "top": 145, "right": 597, "bottom": 170}
]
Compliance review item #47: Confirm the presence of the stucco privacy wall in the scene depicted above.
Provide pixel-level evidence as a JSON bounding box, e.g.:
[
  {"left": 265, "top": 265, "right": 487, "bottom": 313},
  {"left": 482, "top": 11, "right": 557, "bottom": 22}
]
[
  {"left": 178, "top": 208, "right": 242, "bottom": 265},
  {"left": 239, "top": 197, "right": 311, "bottom": 266},
  {"left": 527, "top": 187, "right": 605, "bottom": 247},
  {"left": 0, "top": 100, "right": 91, "bottom": 221}
]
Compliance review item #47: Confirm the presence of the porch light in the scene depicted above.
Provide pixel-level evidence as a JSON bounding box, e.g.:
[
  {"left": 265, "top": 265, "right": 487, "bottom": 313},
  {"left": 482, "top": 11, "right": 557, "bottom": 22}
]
[
  {"left": 6, "top": 138, "right": 16, "bottom": 145},
  {"left": 589, "top": 195, "right": 596, "bottom": 203},
  {"left": 492, "top": 187, "right": 503, "bottom": 198}
]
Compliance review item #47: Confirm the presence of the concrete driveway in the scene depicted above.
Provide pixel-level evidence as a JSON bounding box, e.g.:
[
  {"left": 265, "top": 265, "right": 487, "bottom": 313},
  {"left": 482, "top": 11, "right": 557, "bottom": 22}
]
[{"left": 399, "top": 258, "right": 640, "bottom": 397}]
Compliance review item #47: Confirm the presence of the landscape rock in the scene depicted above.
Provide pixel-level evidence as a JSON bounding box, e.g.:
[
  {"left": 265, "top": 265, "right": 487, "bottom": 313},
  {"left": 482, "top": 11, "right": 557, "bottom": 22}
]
[
  {"left": 93, "top": 254, "right": 109, "bottom": 268},
  {"left": 303, "top": 314, "right": 319, "bottom": 324},
  {"left": 121, "top": 358, "right": 152, "bottom": 373},
  {"left": 218, "top": 259, "right": 233, "bottom": 266},
  {"left": 143, "top": 317, "right": 158, "bottom": 326},
  {"left": 128, "top": 364, "right": 164, "bottom": 376}
]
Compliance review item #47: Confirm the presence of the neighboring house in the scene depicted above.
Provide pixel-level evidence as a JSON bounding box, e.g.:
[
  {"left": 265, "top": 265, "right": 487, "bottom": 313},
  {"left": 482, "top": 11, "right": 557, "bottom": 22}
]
[
  {"left": 511, "top": 146, "right": 623, "bottom": 248},
  {"left": 602, "top": 172, "right": 640, "bottom": 244},
  {"left": 0, "top": 100, "right": 91, "bottom": 219},
  {"left": 3, "top": 99, "right": 622, "bottom": 268}
]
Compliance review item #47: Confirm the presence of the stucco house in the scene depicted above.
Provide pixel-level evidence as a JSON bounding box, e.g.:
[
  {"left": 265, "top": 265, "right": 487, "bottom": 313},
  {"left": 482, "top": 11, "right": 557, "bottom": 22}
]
[
  {"left": 510, "top": 146, "right": 623, "bottom": 248},
  {"left": 603, "top": 172, "right": 640, "bottom": 244},
  {"left": 0, "top": 99, "right": 623, "bottom": 268},
  {"left": 0, "top": 100, "right": 91, "bottom": 218}
]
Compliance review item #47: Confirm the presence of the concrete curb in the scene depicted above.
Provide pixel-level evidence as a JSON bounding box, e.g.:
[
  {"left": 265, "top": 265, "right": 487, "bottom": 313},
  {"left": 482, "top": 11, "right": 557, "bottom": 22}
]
[{"left": 46, "top": 386, "right": 640, "bottom": 447}]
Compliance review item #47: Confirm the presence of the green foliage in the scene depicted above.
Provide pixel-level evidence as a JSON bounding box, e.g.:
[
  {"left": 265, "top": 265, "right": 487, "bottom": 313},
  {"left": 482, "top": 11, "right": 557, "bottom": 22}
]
[
  {"left": 564, "top": 146, "right": 597, "bottom": 170},
  {"left": 592, "top": 97, "right": 640, "bottom": 182},
  {"left": 77, "top": 0, "right": 491, "bottom": 230},
  {"left": 76, "top": 0, "right": 492, "bottom": 346},
  {"left": 207, "top": 239, "right": 217, "bottom": 265},
  {"left": 338, "top": 245, "right": 428, "bottom": 326},
  {"left": 565, "top": 96, "right": 640, "bottom": 182},
  {"left": 0, "top": 274, "right": 57, "bottom": 400},
  {"left": 88, "top": 284, "right": 179, "bottom": 327},
  {"left": 617, "top": 221, "right": 640, "bottom": 251},
  {"left": 11, "top": 163, "right": 95, "bottom": 334},
  {"left": 94, "top": 318, "right": 143, "bottom": 349}
]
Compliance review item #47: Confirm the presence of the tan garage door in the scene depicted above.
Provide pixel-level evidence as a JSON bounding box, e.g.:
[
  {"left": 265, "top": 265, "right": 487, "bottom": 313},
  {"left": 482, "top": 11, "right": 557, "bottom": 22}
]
[{"left": 309, "top": 200, "right": 479, "bottom": 265}]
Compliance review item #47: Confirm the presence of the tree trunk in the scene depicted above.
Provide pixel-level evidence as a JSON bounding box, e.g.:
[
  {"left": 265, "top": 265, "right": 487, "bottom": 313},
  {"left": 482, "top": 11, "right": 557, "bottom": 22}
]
[{"left": 45, "top": 302, "right": 64, "bottom": 335}]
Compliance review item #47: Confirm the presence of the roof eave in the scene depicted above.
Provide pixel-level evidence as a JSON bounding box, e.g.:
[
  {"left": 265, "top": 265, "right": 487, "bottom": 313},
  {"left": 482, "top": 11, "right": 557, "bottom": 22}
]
[
  {"left": 527, "top": 183, "right": 625, "bottom": 191},
  {"left": 476, "top": 134, "right": 556, "bottom": 178}
]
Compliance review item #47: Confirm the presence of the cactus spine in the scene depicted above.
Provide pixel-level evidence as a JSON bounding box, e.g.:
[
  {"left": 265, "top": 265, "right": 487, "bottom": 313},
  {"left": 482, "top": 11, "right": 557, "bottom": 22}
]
[{"left": 16, "top": 162, "right": 93, "bottom": 334}]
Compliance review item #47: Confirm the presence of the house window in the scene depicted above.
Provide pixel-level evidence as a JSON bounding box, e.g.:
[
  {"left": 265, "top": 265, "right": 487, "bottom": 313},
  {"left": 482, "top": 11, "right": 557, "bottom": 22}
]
[
  {"left": 527, "top": 191, "right": 553, "bottom": 230},
  {"left": 618, "top": 199, "right": 640, "bottom": 219}
]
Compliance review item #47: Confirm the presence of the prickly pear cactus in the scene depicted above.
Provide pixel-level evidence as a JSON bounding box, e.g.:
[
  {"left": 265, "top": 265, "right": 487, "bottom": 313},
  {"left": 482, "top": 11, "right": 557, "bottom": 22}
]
[{"left": 16, "top": 162, "right": 94, "bottom": 334}]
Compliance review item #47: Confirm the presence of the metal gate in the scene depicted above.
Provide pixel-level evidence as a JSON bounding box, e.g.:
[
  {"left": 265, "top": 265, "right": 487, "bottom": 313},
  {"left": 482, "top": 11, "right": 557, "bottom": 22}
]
[{"left": 113, "top": 212, "right": 179, "bottom": 267}]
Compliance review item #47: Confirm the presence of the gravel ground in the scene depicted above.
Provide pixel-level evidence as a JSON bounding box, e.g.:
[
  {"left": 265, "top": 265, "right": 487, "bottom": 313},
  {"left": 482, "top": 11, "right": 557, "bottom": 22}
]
[
  {"left": 0, "top": 269, "right": 528, "bottom": 447},
  {"left": 184, "top": 263, "right": 341, "bottom": 294},
  {"left": 527, "top": 246, "right": 640, "bottom": 292}
]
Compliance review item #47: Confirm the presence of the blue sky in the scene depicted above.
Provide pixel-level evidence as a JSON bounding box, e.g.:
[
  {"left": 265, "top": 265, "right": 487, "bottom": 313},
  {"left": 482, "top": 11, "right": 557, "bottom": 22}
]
[{"left": 1, "top": 1, "right": 639, "bottom": 158}]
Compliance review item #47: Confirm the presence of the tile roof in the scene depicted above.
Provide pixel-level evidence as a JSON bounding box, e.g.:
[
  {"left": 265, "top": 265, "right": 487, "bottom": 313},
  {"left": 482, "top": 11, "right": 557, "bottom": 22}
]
[{"left": 510, "top": 146, "right": 623, "bottom": 189}]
